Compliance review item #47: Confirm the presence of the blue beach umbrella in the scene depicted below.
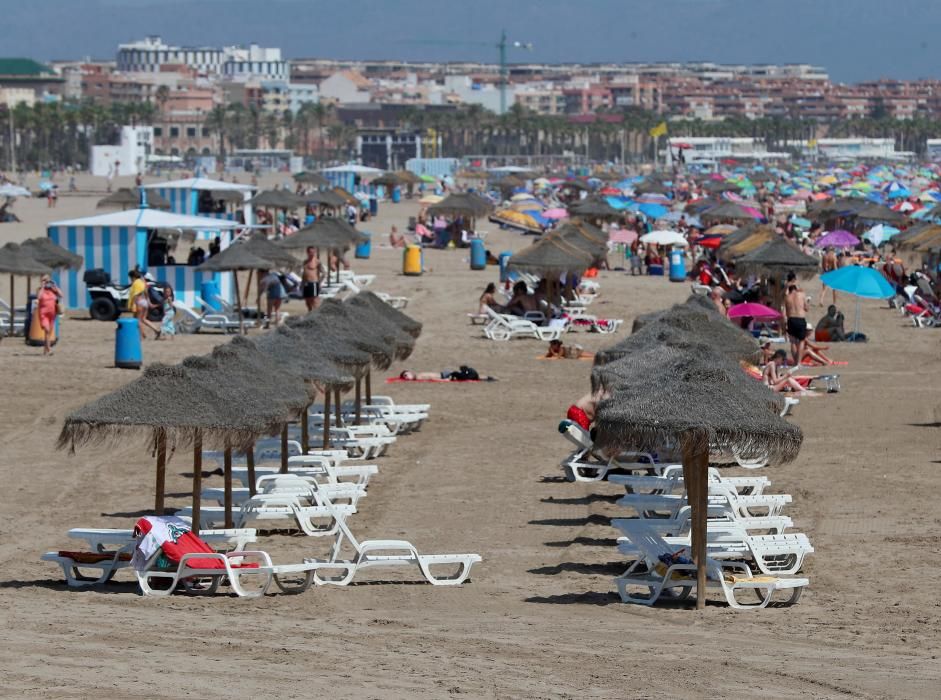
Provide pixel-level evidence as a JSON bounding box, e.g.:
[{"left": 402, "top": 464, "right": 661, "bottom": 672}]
[{"left": 820, "top": 265, "right": 896, "bottom": 337}]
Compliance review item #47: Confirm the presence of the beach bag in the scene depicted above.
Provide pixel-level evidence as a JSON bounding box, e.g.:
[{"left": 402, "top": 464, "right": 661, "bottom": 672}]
[{"left": 452, "top": 365, "right": 479, "bottom": 381}]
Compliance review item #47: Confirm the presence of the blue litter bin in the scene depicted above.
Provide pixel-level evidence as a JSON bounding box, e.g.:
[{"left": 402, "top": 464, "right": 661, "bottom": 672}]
[
  {"left": 115, "top": 318, "right": 142, "bottom": 369},
  {"left": 369, "top": 196, "right": 378, "bottom": 216},
  {"left": 470, "top": 238, "right": 486, "bottom": 270},
  {"left": 200, "top": 280, "right": 222, "bottom": 311},
  {"left": 391, "top": 187, "right": 401, "bottom": 204},
  {"left": 669, "top": 248, "right": 686, "bottom": 282},
  {"left": 355, "top": 232, "right": 372, "bottom": 259}
]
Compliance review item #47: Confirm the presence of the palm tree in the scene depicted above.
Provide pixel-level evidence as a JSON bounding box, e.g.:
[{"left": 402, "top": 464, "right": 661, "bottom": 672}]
[{"left": 205, "top": 105, "right": 228, "bottom": 161}]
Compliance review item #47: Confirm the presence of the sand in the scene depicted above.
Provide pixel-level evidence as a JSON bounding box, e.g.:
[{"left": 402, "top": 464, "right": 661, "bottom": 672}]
[{"left": 0, "top": 173, "right": 940, "bottom": 699}]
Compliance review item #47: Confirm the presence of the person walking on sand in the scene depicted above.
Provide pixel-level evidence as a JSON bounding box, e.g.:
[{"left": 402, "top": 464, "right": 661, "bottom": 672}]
[
  {"left": 783, "top": 276, "right": 809, "bottom": 367},
  {"left": 128, "top": 270, "right": 161, "bottom": 340},
  {"left": 36, "top": 275, "right": 62, "bottom": 355}
]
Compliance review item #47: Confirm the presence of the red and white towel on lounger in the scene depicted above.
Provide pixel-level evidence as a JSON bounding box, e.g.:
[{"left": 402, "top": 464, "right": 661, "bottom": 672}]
[{"left": 131, "top": 515, "right": 227, "bottom": 572}]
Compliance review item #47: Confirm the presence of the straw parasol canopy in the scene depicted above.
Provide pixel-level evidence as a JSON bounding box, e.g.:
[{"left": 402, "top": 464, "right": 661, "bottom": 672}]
[
  {"left": 253, "top": 326, "right": 355, "bottom": 391},
  {"left": 285, "top": 314, "right": 373, "bottom": 375},
  {"left": 97, "top": 188, "right": 171, "bottom": 210},
  {"left": 347, "top": 291, "right": 422, "bottom": 338},
  {"left": 240, "top": 233, "right": 300, "bottom": 268},
  {"left": 210, "top": 189, "right": 247, "bottom": 204},
  {"left": 309, "top": 304, "right": 396, "bottom": 371},
  {"left": 426, "top": 192, "right": 493, "bottom": 219},
  {"left": 293, "top": 171, "right": 330, "bottom": 187},
  {"left": 633, "top": 178, "right": 670, "bottom": 195},
  {"left": 734, "top": 238, "right": 820, "bottom": 279},
  {"left": 549, "top": 220, "right": 609, "bottom": 260},
  {"left": 20, "top": 237, "right": 83, "bottom": 270},
  {"left": 370, "top": 172, "right": 403, "bottom": 188},
  {"left": 852, "top": 202, "right": 907, "bottom": 224},
  {"left": 250, "top": 189, "right": 308, "bottom": 210},
  {"left": 592, "top": 347, "right": 801, "bottom": 462},
  {"left": 307, "top": 189, "right": 348, "bottom": 209},
  {"left": 701, "top": 201, "right": 759, "bottom": 222},
  {"left": 278, "top": 218, "right": 365, "bottom": 251},
  {"left": 319, "top": 297, "right": 414, "bottom": 362},
  {"left": 394, "top": 170, "right": 422, "bottom": 185},
  {"left": 567, "top": 197, "right": 621, "bottom": 220},
  {"left": 198, "top": 245, "right": 278, "bottom": 334},
  {"left": 507, "top": 236, "right": 594, "bottom": 276},
  {"left": 0, "top": 243, "right": 55, "bottom": 276},
  {"left": 718, "top": 225, "right": 774, "bottom": 260}
]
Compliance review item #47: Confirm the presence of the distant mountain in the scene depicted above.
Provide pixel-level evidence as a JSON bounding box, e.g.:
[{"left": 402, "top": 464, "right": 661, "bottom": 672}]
[{"left": 2, "top": 0, "right": 938, "bottom": 83}]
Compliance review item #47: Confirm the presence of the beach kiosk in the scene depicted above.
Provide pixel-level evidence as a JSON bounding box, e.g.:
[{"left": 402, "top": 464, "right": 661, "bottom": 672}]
[
  {"left": 46, "top": 208, "right": 249, "bottom": 313},
  {"left": 321, "top": 164, "right": 383, "bottom": 195},
  {"left": 141, "top": 177, "right": 255, "bottom": 224}
]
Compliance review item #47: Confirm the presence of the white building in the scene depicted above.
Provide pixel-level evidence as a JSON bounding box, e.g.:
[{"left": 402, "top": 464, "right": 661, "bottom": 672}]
[
  {"left": 667, "top": 137, "right": 789, "bottom": 163},
  {"left": 783, "top": 138, "right": 913, "bottom": 160},
  {"left": 90, "top": 126, "right": 154, "bottom": 177},
  {"left": 318, "top": 71, "right": 371, "bottom": 104},
  {"left": 117, "top": 36, "right": 287, "bottom": 80}
]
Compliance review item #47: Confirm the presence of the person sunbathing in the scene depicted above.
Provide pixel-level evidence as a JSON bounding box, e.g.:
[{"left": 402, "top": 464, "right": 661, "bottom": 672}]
[
  {"left": 479, "top": 283, "right": 499, "bottom": 314},
  {"left": 545, "top": 339, "right": 594, "bottom": 360},
  {"left": 566, "top": 387, "right": 608, "bottom": 430},
  {"left": 545, "top": 339, "right": 565, "bottom": 358},
  {"left": 399, "top": 367, "right": 495, "bottom": 381},
  {"left": 763, "top": 350, "right": 816, "bottom": 395}
]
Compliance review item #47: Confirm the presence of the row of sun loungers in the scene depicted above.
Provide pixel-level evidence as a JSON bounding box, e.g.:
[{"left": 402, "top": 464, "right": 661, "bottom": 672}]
[
  {"left": 554, "top": 418, "right": 813, "bottom": 609},
  {"left": 43, "top": 395, "right": 482, "bottom": 596}
]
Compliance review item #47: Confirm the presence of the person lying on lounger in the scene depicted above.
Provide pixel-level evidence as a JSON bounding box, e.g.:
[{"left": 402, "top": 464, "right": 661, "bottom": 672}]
[
  {"left": 566, "top": 387, "right": 608, "bottom": 429},
  {"left": 763, "top": 350, "right": 816, "bottom": 395}
]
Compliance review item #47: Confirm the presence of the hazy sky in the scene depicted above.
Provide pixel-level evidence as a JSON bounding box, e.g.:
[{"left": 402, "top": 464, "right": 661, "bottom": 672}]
[{"left": 0, "top": 0, "right": 937, "bottom": 83}]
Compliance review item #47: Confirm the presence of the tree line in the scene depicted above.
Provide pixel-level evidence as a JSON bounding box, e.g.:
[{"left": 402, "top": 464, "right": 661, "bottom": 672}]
[{"left": 3, "top": 98, "right": 941, "bottom": 172}]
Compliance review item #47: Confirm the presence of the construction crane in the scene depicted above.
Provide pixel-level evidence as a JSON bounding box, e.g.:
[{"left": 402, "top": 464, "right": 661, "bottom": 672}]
[{"left": 397, "top": 30, "right": 533, "bottom": 114}]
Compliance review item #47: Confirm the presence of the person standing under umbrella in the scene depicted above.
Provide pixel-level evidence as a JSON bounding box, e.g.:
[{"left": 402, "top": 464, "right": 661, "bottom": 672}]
[
  {"left": 259, "top": 269, "right": 286, "bottom": 328},
  {"left": 301, "top": 247, "right": 322, "bottom": 312}
]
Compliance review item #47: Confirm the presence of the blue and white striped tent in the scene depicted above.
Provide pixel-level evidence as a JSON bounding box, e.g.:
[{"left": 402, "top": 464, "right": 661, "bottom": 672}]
[
  {"left": 320, "top": 164, "right": 383, "bottom": 195},
  {"left": 141, "top": 177, "right": 255, "bottom": 224},
  {"left": 47, "top": 209, "right": 247, "bottom": 311}
]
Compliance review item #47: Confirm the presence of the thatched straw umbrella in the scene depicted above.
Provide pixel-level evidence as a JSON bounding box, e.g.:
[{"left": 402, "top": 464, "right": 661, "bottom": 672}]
[
  {"left": 347, "top": 291, "right": 423, "bottom": 339},
  {"left": 701, "top": 202, "right": 760, "bottom": 223},
  {"left": 294, "top": 171, "right": 330, "bottom": 188},
  {"left": 307, "top": 189, "right": 348, "bottom": 212},
  {"left": 550, "top": 219, "right": 609, "bottom": 262},
  {"left": 0, "top": 243, "right": 52, "bottom": 336},
  {"left": 592, "top": 347, "right": 802, "bottom": 609},
  {"left": 57, "top": 362, "right": 271, "bottom": 523},
  {"left": 198, "top": 245, "right": 277, "bottom": 335},
  {"left": 371, "top": 172, "right": 403, "bottom": 189},
  {"left": 255, "top": 325, "right": 356, "bottom": 453},
  {"left": 278, "top": 218, "right": 364, "bottom": 286},
  {"left": 426, "top": 193, "right": 494, "bottom": 236},
  {"left": 567, "top": 197, "right": 621, "bottom": 221},
  {"left": 250, "top": 189, "right": 309, "bottom": 237},
  {"left": 20, "top": 237, "right": 83, "bottom": 297},
  {"left": 237, "top": 234, "right": 300, "bottom": 306},
  {"left": 734, "top": 238, "right": 820, "bottom": 311},
  {"left": 97, "top": 188, "right": 171, "bottom": 211},
  {"left": 633, "top": 178, "right": 670, "bottom": 195}
]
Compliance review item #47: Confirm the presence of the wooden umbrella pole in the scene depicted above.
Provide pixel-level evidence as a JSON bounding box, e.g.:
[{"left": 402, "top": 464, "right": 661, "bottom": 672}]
[
  {"left": 246, "top": 443, "right": 256, "bottom": 497},
  {"left": 191, "top": 431, "right": 202, "bottom": 536},
  {"left": 233, "top": 271, "right": 246, "bottom": 335},
  {"left": 682, "top": 438, "right": 709, "bottom": 610},
  {"left": 223, "top": 446, "right": 233, "bottom": 529},
  {"left": 301, "top": 401, "right": 310, "bottom": 453},
  {"left": 365, "top": 369, "right": 372, "bottom": 404},
  {"left": 354, "top": 376, "right": 362, "bottom": 425},
  {"left": 154, "top": 429, "right": 167, "bottom": 514},
  {"left": 8, "top": 274, "right": 14, "bottom": 337},
  {"left": 334, "top": 388, "right": 342, "bottom": 428},
  {"left": 243, "top": 270, "right": 253, "bottom": 308},
  {"left": 280, "top": 423, "right": 289, "bottom": 474},
  {"left": 322, "top": 388, "right": 331, "bottom": 449}
]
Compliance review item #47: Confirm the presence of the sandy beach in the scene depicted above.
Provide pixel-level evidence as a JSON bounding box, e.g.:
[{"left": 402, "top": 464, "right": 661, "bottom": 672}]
[{"left": 0, "top": 173, "right": 940, "bottom": 698}]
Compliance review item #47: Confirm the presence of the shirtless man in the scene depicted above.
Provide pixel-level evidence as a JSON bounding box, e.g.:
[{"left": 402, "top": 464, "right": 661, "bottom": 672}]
[
  {"left": 819, "top": 246, "right": 838, "bottom": 306},
  {"left": 783, "top": 280, "right": 810, "bottom": 366},
  {"left": 302, "top": 246, "right": 321, "bottom": 311}
]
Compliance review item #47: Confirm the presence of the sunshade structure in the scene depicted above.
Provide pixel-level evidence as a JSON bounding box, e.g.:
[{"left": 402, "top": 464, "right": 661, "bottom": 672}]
[
  {"left": 490, "top": 208, "right": 543, "bottom": 234},
  {"left": 701, "top": 202, "right": 761, "bottom": 223},
  {"left": 370, "top": 172, "right": 403, "bottom": 188},
  {"left": 394, "top": 170, "right": 422, "bottom": 186},
  {"left": 210, "top": 189, "right": 247, "bottom": 204},
  {"left": 240, "top": 233, "right": 300, "bottom": 268},
  {"left": 897, "top": 224, "right": 941, "bottom": 251},
  {"left": 293, "top": 171, "right": 330, "bottom": 188},
  {"left": 57, "top": 362, "right": 274, "bottom": 521},
  {"left": 506, "top": 235, "right": 593, "bottom": 277},
  {"left": 0, "top": 242, "right": 53, "bottom": 336},
  {"left": 278, "top": 217, "right": 366, "bottom": 285},
  {"left": 718, "top": 225, "right": 774, "bottom": 260},
  {"left": 20, "top": 237, "right": 84, "bottom": 297},
  {"left": 853, "top": 202, "right": 907, "bottom": 225},
  {"left": 97, "top": 188, "right": 171, "bottom": 210},
  {"left": 426, "top": 192, "right": 494, "bottom": 219},
  {"left": 198, "top": 244, "right": 277, "bottom": 335},
  {"left": 307, "top": 188, "right": 349, "bottom": 210},
  {"left": 734, "top": 238, "right": 820, "bottom": 279},
  {"left": 550, "top": 219, "right": 609, "bottom": 261},
  {"left": 633, "top": 178, "right": 670, "bottom": 195},
  {"left": 815, "top": 230, "right": 860, "bottom": 249},
  {"left": 347, "top": 290, "right": 422, "bottom": 339},
  {"left": 590, "top": 300, "right": 799, "bottom": 608},
  {"left": 820, "top": 265, "right": 896, "bottom": 336},
  {"left": 568, "top": 197, "right": 622, "bottom": 220},
  {"left": 250, "top": 189, "right": 308, "bottom": 211}
]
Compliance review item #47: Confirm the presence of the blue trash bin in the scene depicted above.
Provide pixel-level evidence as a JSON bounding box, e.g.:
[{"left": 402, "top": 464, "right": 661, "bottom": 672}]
[
  {"left": 499, "top": 251, "right": 514, "bottom": 282},
  {"left": 391, "top": 187, "right": 401, "bottom": 204},
  {"left": 200, "top": 280, "right": 222, "bottom": 311},
  {"left": 470, "top": 238, "right": 486, "bottom": 270},
  {"left": 355, "top": 232, "right": 372, "bottom": 259},
  {"left": 369, "top": 196, "right": 379, "bottom": 216},
  {"left": 115, "top": 318, "right": 143, "bottom": 369},
  {"left": 669, "top": 248, "right": 686, "bottom": 282}
]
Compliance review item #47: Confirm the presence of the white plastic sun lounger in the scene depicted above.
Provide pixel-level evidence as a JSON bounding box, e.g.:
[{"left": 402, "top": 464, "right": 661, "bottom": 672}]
[
  {"left": 42, "top": 528, "right": 256, "bottom": 588},
  {"left": 232, "top": 458, "right": 378, "bottom": 489},
  {"left": 173, "top": 300, "right": 243, "bottom": 334},
  {"left": 616, "top": 506, "right": 793, "bottom": 536},
  {"left": 608, "top": 468, "right": 771, "bottom": 497},
  {"left": 613, "top": 519, "right": 814, "bottom": 576},
  {"left": 558, "top": 420, "right": 657, "bottom": 482},
  {"left": 261, "top": 487, "right": 481, "bottom": 592},
  {"left": 483, "top": 307, "right": 564, "bottom": 341},
  {"left": 136, "top": 549, "right": 274, "bottom": 598},
  {"left": 618, "top": 489, "right": 792, "bottom": 520},
  {"left": 203, "top": 474, "right": 368, "bottom": 511},
  {"left": 177, "top": 496, "right": 357, "bottom": 536},
  {"left": 613, "top": 525, "right": 808, "bottom": 609}
]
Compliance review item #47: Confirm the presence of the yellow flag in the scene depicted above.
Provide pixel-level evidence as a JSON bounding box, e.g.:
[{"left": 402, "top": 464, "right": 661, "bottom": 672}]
[
  {"left": 808, "top": 138, "right": 818, "bottom": 148},
  {"left": 649, "top": 121, "right": 668, "bottom": 138}
]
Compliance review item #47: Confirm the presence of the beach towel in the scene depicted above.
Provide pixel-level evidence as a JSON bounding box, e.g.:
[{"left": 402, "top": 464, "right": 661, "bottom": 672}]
[
  {"left": 566, "top": 405, "right": 591, "bottom": 431},
  {"left": 132, "top": 516, "right": 256, "bottom": 572}
]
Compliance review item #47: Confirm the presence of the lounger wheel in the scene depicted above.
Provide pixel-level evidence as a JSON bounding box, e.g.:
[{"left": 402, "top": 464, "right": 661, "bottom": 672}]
[
  {"left": 488, "top": 328, "right": 510, "bottom": 341},
  {"left": 562, "top": 464, "right": 576, "bottom": 482},
  {"left": 665, "top": 586, "right": 692, "bottom": 601},
  {"left": 272, "top": 572, "right": 315, "bottom": 594}
]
